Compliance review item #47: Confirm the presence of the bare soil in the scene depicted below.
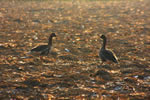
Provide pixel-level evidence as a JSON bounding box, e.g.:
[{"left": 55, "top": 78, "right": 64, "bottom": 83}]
[{"left": 0, "top": 0, "right": 150, "bottom": 99}]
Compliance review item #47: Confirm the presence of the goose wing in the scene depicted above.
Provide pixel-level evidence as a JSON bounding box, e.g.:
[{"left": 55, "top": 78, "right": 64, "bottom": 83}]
[
  {"left": 102, "top": 49, "right": 118, "bottom": 63},
  {"left": 31, "top": 45, "right": 48, "bottom": 52},
  {"left": 40, "top": 47, "right": 50, "bottom": 55}
]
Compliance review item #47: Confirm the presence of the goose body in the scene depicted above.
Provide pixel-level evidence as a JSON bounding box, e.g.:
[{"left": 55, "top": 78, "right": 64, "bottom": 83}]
[
  {"left": 31, "top": 33, "right": 56, "bottom": 55},
  {"left": 99, "top": 35, "right": 118, "bottom": 63}
]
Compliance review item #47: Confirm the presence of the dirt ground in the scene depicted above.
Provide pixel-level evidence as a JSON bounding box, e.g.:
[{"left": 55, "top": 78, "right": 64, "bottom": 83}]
[{"left": 0, "top": 0, "right": 150, "bottom": 99}]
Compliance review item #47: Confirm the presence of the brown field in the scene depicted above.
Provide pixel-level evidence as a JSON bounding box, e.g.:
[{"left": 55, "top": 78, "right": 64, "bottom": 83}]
[{"left": 0, "top": 0, "right": 150, "bottom": 99}]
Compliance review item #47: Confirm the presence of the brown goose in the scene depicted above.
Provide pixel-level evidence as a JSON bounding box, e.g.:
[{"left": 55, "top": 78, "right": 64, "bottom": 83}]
[
  {"left": 99, "top": 35, "right": 118, "bottom": 64},
  {"left": 31, "top": 33, "right": 56, "bottom": 55}
]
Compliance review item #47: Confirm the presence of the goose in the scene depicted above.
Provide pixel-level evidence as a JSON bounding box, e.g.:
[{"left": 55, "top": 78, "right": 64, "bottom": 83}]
[
  {"left": 31, "top": 33, "right": 56, "bottom": 55},
  {"left": 99, "top": 35, "right": 118, "bottom": 64}
]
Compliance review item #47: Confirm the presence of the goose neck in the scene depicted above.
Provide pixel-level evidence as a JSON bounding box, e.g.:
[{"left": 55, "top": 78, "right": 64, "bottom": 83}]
[{"left": 102, "top": 38, "right": 106, "bottom": 49}]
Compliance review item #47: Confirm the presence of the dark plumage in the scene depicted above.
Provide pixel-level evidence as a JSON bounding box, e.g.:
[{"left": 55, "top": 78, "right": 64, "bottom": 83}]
[
  {"left": 99, "top": 35, "right": 118, "bottom": 64},
  {"left": 31, "top": 33, "right": 56, "bottom": 55}
]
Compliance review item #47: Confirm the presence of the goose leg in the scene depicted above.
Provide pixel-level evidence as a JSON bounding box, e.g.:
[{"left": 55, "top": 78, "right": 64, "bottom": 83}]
[{"left": 40, "top": 56, "right": 44, "bottom": 60}]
